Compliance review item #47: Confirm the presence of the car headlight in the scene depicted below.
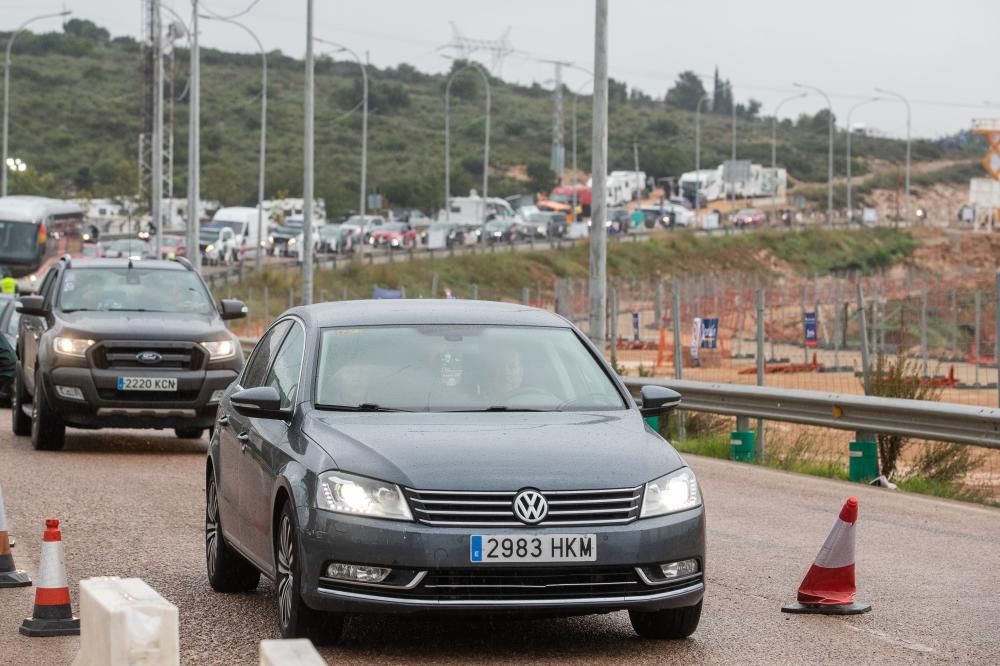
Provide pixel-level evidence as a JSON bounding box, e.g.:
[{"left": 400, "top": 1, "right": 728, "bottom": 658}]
[
  {"left": 640, "top": 468, "right": 701, "bottom": 518},
  {"left": 316, "top": 471, "right": 413, "bottom": 521},
  {"left": 202, "top": 339, "right": 235, "bottom": 360},
  {"left": 288, "top": 238, "right": 296, "bottom": 246},
  {"left": 268, "top": 235, "right": 274, "bottom": 243},
  {"left": 537, "top": 225, "right": 546, "bottom": 233},
  {"left": 205, "top": 244, "right": 215, "bottom": 253},
  {"left": 53, "top": 336, "right": 95, "bottom": 358}
]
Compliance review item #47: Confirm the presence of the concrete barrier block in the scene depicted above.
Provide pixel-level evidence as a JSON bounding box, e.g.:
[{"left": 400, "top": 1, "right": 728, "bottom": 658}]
[
  {"left": 259, "top": 639, "right": 325, "bottom": 666},
  {"left": 72, "top": 577, "right": 179, "bottom": 666}
]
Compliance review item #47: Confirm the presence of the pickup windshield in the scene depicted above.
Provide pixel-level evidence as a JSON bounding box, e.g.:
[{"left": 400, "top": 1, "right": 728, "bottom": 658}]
[
  {"left": 315, "top": 325, "right": 625, "bottom": 413},
  {"left": 59, "top": 268, "right": 215, "bottom": 315}
]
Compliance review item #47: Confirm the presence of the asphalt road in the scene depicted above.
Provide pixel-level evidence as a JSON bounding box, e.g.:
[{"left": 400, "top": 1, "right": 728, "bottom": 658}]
[{"left": 1, "top": 417, "right": 998, "bottom": 664}]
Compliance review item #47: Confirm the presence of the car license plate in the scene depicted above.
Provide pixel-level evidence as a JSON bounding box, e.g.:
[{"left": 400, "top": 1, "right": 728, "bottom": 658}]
[
  {"left": 470, "top": 534, "right": 596, "bottom": 563},
  {"left": 117, "top": 377, "right": 178, "bottom": 391}
]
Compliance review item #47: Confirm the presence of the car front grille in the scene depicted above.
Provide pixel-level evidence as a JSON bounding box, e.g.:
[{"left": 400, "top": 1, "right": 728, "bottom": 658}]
[
  {"left": 403, "top": 486, "right": 642, "bottom": 527},
  {"left": 92, "top": 341, "right": 203, "bottom": 370},
  {"left": 319, "top": 566, "right": 702, "bottom": 602}
]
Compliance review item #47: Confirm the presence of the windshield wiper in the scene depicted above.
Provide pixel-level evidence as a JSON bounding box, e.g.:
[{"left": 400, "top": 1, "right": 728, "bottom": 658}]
[
  {"left": 445, "top": 406, "right": 545, "bottom": 412},
  {"left": 317, "top": 403, "right": 411, "bottom": 413}
]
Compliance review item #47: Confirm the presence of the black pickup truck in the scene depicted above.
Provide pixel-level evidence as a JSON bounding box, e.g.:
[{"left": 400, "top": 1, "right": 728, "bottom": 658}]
[{"left": 13, "top": 255, "right": 247, "bottom": 450}]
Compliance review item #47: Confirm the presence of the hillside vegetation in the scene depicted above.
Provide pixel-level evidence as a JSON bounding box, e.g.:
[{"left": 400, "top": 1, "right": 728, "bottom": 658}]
[{"left": 1, "top": 20, "right": 982, "bottom": 216}]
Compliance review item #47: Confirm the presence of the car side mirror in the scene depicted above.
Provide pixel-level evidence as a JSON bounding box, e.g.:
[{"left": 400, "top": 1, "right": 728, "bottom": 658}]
[
  {"left": 639, "top": 385, "right": 681, "bottom": 418},
  {"left": 219, "top": 299, "right": 248, "bottom": 320},
  {"left": 16, "top": 295, "right": 48, "bottom": 317},
  {"left": 230, "top": 386, "right": 290, "bottom": 420}
]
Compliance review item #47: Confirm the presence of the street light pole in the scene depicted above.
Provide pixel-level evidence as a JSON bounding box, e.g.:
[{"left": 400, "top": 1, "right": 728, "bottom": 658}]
[
  {"left": 152, "top": 0, "right": 164, "bottom": 257},
  {"left": 695, "top": 93, "right": 711, "bottom": 220},
  {"left": 2, "top": 10, "right": 71, "bottom": 197},
  {"left": 770, "top": 92, "right": 806, "bottom": 224},
  {"left": 875, "top": 87, "right": 911, "bottom": 225},
  {"left": 443, "top": 61, "right": 490, "bottom": 222},
  {"left": 204, "top": 14, "right": 267, "bottom": 270},
  {"left": 793, "top": 82, "right": 834, "bottom": 225},
  {"left": 846, "top": 97, "right": 880, "bottom": 222},
  {"left": 302, "top": 0, "right": 314, "bottom": 305},
  {"left": 188, "top": 1, "right": 201, "bottom": 271},
  {"left": 731, "top": 90, "right": 736, "bottom": 211},
  {"left": 316, "top": 38, "right": 367, "bottom": 218},
  {"left": 588, "top": 0, "right": 608, "bottom": 349}
]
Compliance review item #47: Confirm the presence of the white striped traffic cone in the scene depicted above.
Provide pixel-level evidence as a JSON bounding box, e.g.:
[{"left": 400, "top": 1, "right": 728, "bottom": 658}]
[
  {"left": 781, "top": 497, "right": 871, "bottom": 615},
  {"left": 0, "top": 482, "right": 30, "bottom": 588},
  {"left": 19, "top": 518, "right": 80, "bottom": 636}
]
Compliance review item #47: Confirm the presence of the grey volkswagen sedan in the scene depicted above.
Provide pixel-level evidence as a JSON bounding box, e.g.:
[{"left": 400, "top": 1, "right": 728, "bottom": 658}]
[{"left": 206, "top": 300, "right": 705, "bottom": 642}]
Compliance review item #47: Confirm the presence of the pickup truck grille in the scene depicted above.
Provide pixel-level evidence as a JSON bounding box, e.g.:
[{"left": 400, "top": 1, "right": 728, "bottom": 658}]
[
  {"left": 91, "top": 341, "right": 203, "bottom": 370},
  {"left": 403, "top": 486, "right": 642, "bottom": 527}
]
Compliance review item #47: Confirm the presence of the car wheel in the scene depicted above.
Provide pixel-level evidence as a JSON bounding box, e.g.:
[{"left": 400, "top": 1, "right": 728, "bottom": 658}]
[
  {"left": 275, "top": 501, "right": 345, "bottom": 643},
  {"left": 205, "top": 472, "right": 261, "bottom": 593},
  {"left": 31, "top": 369, "right": 65, "bottom": 451},
  {"left": 11, "top": 362, "right": 30, "bottom": 436},
  {"left": 175, "top": 427, "right": 204, "bottom": 439},
  {"left": 629, "top": 601, "right": 702, "bottom": 640}
]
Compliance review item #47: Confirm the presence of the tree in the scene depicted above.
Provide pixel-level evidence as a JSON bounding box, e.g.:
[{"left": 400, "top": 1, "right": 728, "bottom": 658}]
[
  {"left": 63, "top": 19, "right": 110, "bottom": 44},
  {"left": 525, "top": 160, "right": 557, "bottom": 195},
  {"left": 608, "top": 78, "right": 628, "bottom": 105},
  {"left": 664, "top": 71, "right": 707, "bottom": 111}
]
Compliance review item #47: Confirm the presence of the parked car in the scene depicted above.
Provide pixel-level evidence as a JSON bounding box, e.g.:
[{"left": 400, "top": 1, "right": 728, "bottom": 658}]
[
  {"left": 207, "top": 300, "right": 702, "bottom": 641},
  {"left": 609, "top": 207, "right": 631, "bottom": 232},
  {"left": 344, "top": 214, "right": 386, "bottom": 243},
  {"left": 102, "top": 239, "right": 152, "bottom": 259},
  {"left": 732, "top": 208, "right": 766, "bottom": 227},
  {"left": 13, "top": 256, "right": 247, "bottom": 450},
  {"left": 480, "top": 219, "right": 521, "bottom": 244},
  {"left": 81, "top": 242, "right": 102, "bottom": 259},
  {"left": 317, "top": 225, "right": 343, "bottom": 253},
  {"left": 160, "top": 236, "right": 187, "bottom": 259},
  {"left": 368, "top": 222, "right": 418, "bottom": 250},
  {"left": 269, "top": 217, "right": 305, "bottom": 257}
]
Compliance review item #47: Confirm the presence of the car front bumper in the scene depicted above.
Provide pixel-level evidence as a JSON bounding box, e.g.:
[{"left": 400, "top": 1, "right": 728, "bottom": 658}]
[
  {"left": 42, "top": 366, "right": 238, "bottom": 429},
  {"left": 297, "top": 506, "right": 705, "bottom": 615}
]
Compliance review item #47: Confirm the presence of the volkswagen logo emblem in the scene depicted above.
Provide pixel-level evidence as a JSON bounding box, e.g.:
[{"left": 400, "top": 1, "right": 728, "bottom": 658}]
[
  {"left": 136, "top": 351, "right": 162, "bottom": 365},
  {"left": 513, "top": 489, "right": 548, "bottom": 525}
]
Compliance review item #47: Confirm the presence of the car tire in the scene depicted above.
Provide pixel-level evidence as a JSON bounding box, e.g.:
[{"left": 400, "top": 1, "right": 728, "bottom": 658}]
[
  {"left": 31, "top": 370, "right": 65, "bottom": 451},
  {"left": 11, "top": 362, "right": 31, "bottom": 436},
  {"left": 275, "top": 501, "right": 345, "bottom": 643},
  {"left": 175, "top": 427, "right": 204, "bottom": 439},
  {"left": 629, "top": 601, "right": 702, "bottom": 640},
  {"left": 205, "top": 473, "right": 261, "bottom": 593}
]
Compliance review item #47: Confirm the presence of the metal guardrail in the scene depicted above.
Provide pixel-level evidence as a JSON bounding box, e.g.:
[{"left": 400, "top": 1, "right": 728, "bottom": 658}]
[{"left": 622, "top": 378, "right": 1000, "bottom": 450}]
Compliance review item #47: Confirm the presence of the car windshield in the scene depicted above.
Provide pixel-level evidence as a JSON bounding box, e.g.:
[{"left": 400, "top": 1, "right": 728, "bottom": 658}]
[
  {"left": 314, "top": 325, "right": 625, "bottom": 412},
  {"left": 381, "top": 223, "right": 407, "bottom": 232},
  {"left": 213, "top": 220, "right": 247, "bottom": 234},
  {"left": 105, "top": 240, "right": 150, "bottom": 256},
  {"left": 59, "top": 268, "right": 215, "bottom": 315},
  {"left": 429, "top": 223, "right": 454, "bottom": 232},
  {"left": 528, "top": 213, "right": 548, "bottom": 223},
  {"left": 319, "top": 225, "right": 340, "bottom": 237}
]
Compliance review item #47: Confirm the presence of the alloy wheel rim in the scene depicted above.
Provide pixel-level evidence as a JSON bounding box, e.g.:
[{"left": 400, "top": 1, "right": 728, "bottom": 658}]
[
  {"left": 206, "top": 479, "right": 219, "bottom": 577},
  {"left": 276, "top": 515, "right": 294, "bottom": 628}
]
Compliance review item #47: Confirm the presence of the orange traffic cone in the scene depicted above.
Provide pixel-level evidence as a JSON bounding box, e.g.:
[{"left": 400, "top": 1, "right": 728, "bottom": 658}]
[
  {"left": 0, "top": 483, "right": 29, "bottom": 587},
  {"left": 19, "top": 519, "right": 80, "bottom": 636},
  {"left": 781, "top": 497, "right": 871, "bottom": 615}
]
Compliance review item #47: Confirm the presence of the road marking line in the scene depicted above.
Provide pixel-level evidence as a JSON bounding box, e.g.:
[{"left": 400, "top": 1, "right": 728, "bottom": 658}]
[{"left": 844, "top": 623, "right": 935, "bottom": 654}]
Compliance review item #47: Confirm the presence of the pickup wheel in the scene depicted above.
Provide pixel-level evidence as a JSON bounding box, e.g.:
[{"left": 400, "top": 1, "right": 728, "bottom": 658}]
[
  {"left": 11, "top": 362, "right": 31, "bottom": 436},
  {"left": 31, "top": 370, "right": 65, "bottom": 451}
]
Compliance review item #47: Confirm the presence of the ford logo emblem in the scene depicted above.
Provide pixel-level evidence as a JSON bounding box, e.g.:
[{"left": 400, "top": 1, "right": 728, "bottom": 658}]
[{"left": 136, "top": 351, "right": 162, "bottom": 364}]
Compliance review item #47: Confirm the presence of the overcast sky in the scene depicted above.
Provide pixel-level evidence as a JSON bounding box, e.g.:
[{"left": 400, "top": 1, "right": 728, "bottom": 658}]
[{"left": 5, "top": 0, "right": 998, "bottom": 138}]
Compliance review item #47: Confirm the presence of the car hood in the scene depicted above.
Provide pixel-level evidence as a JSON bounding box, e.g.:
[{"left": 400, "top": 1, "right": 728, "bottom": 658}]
[
  {"left": 58, "top": 310, "right": 224, "bottom": 340},
  {"left": 372, "top": 230, "right": 404, "bottom": 238},
  {"left": 303, "top": 410, "right": 683, "bottom": 490}
]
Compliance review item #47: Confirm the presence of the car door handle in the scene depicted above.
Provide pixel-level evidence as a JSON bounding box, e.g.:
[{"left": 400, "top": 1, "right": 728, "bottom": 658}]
[{"left": 217, "top": 414, "right": 229, "bottom": 426}]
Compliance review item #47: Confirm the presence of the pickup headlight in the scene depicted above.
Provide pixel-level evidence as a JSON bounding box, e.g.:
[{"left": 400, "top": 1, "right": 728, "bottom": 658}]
[
  {"left": 202, "top": 339, "right": 235, "bottom": 360},
  {"left": 53, "top": 336, "right": 95, "bottom": 358},
  {"left": 316, "top": 471, "right": 413, "bottom": 521},
  {"left": 205, "top": 244, "right": 215, "bottom": 254},
  {"left": 640, "top": 468, "right": 701, "bottom": 518}
]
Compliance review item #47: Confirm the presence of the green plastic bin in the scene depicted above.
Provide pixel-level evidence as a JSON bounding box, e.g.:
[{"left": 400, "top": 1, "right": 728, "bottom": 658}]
[
  {"left": 730, "top": 430, "right": 755, "bottom": 463},
  {"left": 849, "top": 440, "right": 878, "bottom": 482}
]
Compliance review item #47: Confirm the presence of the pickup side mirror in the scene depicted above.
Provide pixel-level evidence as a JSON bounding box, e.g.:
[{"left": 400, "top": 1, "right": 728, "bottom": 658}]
[
  {"left": 639, "top": 385, "right": 681, "bottom": 418},
  {"left": 219, "top": 299, "right": 248, "bottom": 320},
  {"left": 16, "top": 295, "right": 48, "bottom": 317},
  {"left": 230, "top": 386, "right": 290, "bottom": 420}
]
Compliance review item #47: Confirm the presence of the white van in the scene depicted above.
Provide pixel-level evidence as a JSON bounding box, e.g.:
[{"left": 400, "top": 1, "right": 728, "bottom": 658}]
[{"left": 205, "top": 206, "right": 263, "bottom": 263}]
